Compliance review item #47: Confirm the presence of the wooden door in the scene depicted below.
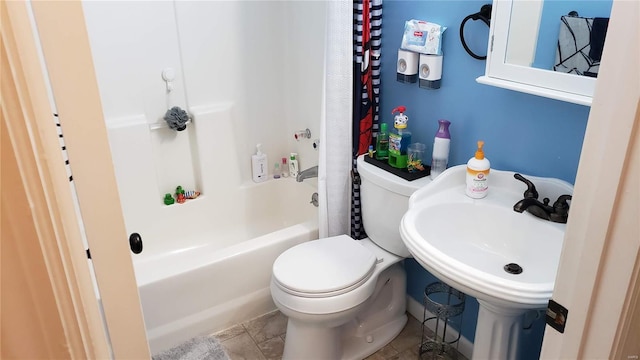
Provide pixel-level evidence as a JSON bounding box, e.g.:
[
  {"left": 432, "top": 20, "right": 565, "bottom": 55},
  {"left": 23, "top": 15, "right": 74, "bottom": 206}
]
[
  {"left": 540, "top": 0, "right": 640, "bottom": 358},
  {"left": 2, "top": 1, "right": 151, "bottom": 358}
]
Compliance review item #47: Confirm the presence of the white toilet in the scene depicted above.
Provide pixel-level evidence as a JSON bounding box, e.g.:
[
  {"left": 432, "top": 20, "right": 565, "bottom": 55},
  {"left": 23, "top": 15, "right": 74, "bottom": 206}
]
[{"left": 270, "top": 155, "right": 431, "bottom": 360}]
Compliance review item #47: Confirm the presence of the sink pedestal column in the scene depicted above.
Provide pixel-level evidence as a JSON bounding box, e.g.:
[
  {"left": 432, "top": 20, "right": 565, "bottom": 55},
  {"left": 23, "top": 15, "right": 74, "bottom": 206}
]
[{"left": 472, "top": 300, "right": 526, "bottom": 360}]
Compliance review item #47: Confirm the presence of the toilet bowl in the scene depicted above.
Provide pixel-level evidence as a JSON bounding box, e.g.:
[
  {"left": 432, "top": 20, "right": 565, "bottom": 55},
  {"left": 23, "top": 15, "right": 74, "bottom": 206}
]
[
  {"left": 271, "top": 236, "right": 407, "bottom": 360},
  {"left": 271, "top": 155, "right": 431, "bottom": 359}
]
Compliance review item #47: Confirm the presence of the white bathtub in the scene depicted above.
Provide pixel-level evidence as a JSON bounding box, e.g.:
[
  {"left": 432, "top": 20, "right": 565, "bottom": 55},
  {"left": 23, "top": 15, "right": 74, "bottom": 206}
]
[
  {"left": 106, "top": 104, "right": 318, "bottom": 353},
  {"left": 133, "top": 178, "right": 318, "bottom": 354}
]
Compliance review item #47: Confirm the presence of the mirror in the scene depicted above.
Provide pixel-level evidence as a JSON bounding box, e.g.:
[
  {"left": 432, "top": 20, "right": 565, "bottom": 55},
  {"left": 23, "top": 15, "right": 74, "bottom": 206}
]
[
  {"left": 506, "top": 0, "right": 612, "bottom": 72},
  {"left": 477, "top": 0, "right": 613, "bottom": 106}
]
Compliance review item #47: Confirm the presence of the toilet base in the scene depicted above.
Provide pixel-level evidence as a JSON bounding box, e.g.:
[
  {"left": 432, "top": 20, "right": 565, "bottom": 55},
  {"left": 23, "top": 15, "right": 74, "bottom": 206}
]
[
  {"left": 282, "top": 319, "right": 343, "bottom": 359},
  {"left": 280, "top": 263, "right": 407, "bottom": 360},
  {"left": 281, "top": 314, "right": 407, "bottom": 360},
  {"left": 342, "top": 313, "right": 407, "bottom": 360}
]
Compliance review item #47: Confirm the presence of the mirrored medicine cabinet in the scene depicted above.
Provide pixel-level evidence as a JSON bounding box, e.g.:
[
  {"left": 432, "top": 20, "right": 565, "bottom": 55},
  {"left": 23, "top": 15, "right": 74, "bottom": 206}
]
[{"left": 477, "top": 0, "right": 613, "bottom": 106}]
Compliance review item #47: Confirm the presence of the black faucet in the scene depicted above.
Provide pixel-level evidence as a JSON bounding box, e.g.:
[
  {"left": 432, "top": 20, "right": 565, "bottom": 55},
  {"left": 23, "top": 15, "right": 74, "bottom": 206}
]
[{"left": 513, "top": 174, "right": 572, "bottom": 223}]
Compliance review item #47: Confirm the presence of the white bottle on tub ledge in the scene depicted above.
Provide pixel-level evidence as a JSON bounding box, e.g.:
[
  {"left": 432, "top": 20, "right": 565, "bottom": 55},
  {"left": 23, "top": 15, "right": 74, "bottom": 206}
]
[
  {"left": 251, "top": 143, "right": 268, "bottom": 183},
  {"left": 289, "top": 153, "right": 299, "bottom": 178}
]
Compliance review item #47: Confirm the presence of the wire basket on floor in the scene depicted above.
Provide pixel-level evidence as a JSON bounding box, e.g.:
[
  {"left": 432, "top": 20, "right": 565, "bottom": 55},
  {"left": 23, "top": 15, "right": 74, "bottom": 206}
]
[{"left": 420, "top": 282, "right": 466, "bottom": 360}]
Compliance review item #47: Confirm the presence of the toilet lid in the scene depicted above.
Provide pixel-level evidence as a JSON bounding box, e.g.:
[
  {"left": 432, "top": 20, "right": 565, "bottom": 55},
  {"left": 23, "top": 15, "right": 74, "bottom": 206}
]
[{"left": 272, "top": 235, "right": 377, "bottom": 297}]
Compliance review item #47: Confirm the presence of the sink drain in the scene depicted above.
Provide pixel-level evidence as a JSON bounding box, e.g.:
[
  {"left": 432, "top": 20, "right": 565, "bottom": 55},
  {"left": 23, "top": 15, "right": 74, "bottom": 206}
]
[{"left": 504, "top": 263, "right": 523, "bottom": 274}]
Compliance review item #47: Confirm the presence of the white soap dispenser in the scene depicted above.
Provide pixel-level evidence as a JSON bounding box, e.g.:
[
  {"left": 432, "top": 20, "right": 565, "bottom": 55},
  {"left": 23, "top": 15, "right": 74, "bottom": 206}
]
[
  {"left": 251, "top": 144, "right": 268, "bottom": 183},
  {"left": 466, "top": 140, "right": 490, "bottom": 198}
]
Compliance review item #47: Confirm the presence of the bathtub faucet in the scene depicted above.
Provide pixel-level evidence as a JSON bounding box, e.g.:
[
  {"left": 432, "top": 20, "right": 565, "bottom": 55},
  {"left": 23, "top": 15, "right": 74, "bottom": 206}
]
[{"left": 296, "top": 166, "right": 318, "bottom": 182}]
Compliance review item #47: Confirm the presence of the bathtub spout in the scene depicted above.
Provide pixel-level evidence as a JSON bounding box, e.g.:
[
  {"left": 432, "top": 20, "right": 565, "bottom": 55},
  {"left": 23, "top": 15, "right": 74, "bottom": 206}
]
[{"left": 296, "top": 166, "right": 318, "bottom": 182}]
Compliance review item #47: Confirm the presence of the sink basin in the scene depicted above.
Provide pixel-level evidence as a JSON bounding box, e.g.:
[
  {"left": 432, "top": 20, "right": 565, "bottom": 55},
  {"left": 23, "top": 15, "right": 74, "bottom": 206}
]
[
  {"left": 400, "top": 165, "right": 573, "bottom": 359},
  {"left": 406, "top": 199, "right": 565, "bottom": 308}
]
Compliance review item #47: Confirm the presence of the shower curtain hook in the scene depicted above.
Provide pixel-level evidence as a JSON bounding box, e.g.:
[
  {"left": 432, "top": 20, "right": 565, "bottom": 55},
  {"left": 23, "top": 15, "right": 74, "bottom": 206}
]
[{"left": 162, "top": 68, "right": 176, "bottom": 93}]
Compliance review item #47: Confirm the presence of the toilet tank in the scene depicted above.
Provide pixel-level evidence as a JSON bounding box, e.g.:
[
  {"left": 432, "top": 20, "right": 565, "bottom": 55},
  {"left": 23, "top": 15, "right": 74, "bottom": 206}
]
[{"left": 356, "top": 155, "right": 432, "bottom": 257}]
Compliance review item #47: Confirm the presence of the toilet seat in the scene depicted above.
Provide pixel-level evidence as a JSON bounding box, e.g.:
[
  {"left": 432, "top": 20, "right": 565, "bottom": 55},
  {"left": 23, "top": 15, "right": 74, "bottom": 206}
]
[{"left": 272, "top": 235, "right": 377, "bottom": 298}]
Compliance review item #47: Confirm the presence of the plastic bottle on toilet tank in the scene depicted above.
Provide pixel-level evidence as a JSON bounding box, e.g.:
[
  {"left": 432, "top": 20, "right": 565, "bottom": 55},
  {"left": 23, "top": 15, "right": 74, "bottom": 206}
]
[
  {"left": 388, "top": 106, "right": 412, "bottom": 168},
  {"left": 430, "top": 119, "right": 451, "bottom": 179},
  {"left": 375, "top": 123, "right": 389, "bottom": 160}
]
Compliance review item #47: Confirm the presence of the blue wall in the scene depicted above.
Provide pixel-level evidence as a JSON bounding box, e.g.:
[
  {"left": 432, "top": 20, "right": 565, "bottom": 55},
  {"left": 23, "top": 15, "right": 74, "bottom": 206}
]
[{"left": 381, "top": 1, "right": 590, "bottom": 357}]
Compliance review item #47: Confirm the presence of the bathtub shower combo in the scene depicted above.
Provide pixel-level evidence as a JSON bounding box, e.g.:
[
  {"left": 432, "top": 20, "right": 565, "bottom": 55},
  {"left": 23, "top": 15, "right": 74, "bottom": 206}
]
[{"left": 108, "top": 104, "right": 318, "bottom": 353}]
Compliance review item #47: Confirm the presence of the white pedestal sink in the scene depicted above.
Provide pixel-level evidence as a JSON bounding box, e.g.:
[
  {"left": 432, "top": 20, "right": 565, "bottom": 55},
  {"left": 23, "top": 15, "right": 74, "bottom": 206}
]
[{"left": 400, "top": 165, "right": 573, "bottom": 360}]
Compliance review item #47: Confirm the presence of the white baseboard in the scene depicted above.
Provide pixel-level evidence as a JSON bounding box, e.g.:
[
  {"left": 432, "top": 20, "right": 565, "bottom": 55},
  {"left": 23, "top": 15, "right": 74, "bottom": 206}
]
[{"left": 406, "top": 295, "right": 474, "bottom": 360}]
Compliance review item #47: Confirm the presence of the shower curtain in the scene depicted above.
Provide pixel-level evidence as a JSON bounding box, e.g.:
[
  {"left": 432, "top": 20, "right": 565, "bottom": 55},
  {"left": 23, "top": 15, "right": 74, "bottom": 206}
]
[
  {"left": 351, "top": 0, "right": 382, "bottom": 239},
  {"left": 319, "top": 0, "right": 353, "bottom": 237},
  {"left": 320, "top": 0, "right": 381, "bottom": 239}
]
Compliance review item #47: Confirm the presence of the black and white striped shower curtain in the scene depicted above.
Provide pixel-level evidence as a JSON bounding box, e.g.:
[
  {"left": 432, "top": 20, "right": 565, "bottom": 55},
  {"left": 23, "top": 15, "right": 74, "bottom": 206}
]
[{"left": 351, "top": 0, "right": 382, "bottom": 239}]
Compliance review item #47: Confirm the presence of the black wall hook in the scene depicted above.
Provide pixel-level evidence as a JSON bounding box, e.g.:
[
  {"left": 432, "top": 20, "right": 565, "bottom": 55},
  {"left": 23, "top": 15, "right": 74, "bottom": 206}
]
[{"left": 460, "top": 4, "right": 492, "bottom": 60}]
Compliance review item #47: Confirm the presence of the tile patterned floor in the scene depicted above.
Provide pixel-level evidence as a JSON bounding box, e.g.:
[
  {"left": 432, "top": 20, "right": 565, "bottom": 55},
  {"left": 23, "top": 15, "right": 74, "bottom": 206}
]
[{"left": 213, "top": 310, "right": 467, "bottom": 360}]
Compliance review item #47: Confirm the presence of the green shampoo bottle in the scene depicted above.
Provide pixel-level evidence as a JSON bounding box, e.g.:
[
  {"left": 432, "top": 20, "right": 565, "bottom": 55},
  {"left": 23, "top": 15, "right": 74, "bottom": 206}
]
[{"left": 376, "top": 123, "right": 389, "bottom": 160}]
